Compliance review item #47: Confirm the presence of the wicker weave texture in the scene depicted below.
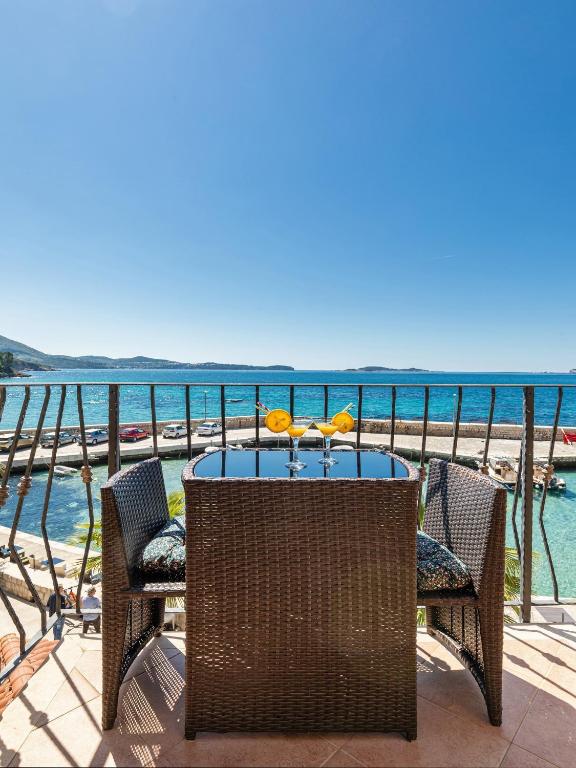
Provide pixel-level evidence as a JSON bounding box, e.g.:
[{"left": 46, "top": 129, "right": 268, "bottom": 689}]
[
  {"left": 183, "top": 452, "right": 419, "bottom": 738},
  {"left": 423, "top": 459, "right": 506, "bottom": 726},
  {"left": 101, "top": 458, "right": 183, "bottom": 730}
]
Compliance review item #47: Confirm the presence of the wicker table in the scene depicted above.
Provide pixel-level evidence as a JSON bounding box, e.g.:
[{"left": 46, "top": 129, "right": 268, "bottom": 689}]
[{"left": 182, "top": 448, "right": 419, "bottom": 740}]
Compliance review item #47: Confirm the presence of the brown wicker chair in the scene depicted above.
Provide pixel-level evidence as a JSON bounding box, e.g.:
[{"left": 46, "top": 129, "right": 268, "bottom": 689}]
[
  {"left": 101, "top": 457, "right": 185, "bottom": 730},
  {"left": 419, "top": 459, "right": 507, "bottom": 726}
]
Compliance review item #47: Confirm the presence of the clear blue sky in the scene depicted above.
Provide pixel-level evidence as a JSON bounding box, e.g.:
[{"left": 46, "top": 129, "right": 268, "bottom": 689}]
[{"left": 1, "top": 0, "right": 575, "bottom": 370}]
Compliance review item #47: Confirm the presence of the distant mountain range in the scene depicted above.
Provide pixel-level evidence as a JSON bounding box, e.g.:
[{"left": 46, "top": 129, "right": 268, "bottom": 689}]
[{"left": 0, "top": 335, "right": 294, "bottom": 373}]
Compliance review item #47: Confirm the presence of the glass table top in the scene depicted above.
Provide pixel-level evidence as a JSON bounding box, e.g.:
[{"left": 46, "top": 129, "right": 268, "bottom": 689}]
[{"left": 190, "top": 448, "right": 410, "bottom": 480}]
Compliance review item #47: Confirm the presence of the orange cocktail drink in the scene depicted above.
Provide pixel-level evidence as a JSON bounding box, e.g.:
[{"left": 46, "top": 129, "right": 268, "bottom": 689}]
[
  {"left": 286, "top": 425, "right": 308, "bottom": 439},
  {"left": 314, "top": 420, "right": 340, "bottom": 466},
  {"left": 315, "top": 407, "right": 355, "bottom": 466},
  {"left": 285, "top": 417, "right": 312, "bottom": 471},
  {"left": 260, "top": 406, "right": 312, "bottom": 471}
]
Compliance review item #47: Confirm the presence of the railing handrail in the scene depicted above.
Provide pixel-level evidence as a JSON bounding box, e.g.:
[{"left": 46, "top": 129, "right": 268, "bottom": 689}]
[{"left": 2, "top": 380, "right": 576, "bottom": 389}]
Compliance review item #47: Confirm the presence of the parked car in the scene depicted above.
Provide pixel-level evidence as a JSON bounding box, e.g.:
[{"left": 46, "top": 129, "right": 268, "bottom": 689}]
[
  {"left": 0, "top": 433, "right": 34, "bottom": 451},
  {"left": 78, "top": 428, "right": 109, "bottom": 446},
  {"left": 196, "top": 421, "right": 222, "bottom": 436},
  {"left": 162, "top": 423, "right": 187, "bottom": 439},
  {"left": 119, "top": 427, "right": 149, "bottom": 442},
  {"left": 41, "top": 431, "right": 76, "bottom": 448}
]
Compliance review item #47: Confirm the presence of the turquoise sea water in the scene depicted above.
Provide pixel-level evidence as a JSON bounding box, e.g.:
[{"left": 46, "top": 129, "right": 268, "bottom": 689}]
[
  {"left": 2, "top": 369, "right": 576, "bottom": 429},
  {"left": 1, "top": 456, "right": 574, "bottom": 599}
]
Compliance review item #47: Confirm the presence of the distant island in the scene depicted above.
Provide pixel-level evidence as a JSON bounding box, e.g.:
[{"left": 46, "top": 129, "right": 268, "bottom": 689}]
[
  {"left": 344, "top": 366, "right": 428, "bottom": 372},
  {"left": 0, "top": 334, "right": 294, "bottom": 376}
]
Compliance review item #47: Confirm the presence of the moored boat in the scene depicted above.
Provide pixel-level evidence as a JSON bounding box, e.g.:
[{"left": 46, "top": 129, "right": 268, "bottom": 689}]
[
  {"left": 53, "top": 465, "right": 78, "bottom": 477},
  {"left": 532, "top": 460, "right": 566, "bottom": 492},
  {"left": 485, "top": 457, "right": 518, "bottom": 489}
]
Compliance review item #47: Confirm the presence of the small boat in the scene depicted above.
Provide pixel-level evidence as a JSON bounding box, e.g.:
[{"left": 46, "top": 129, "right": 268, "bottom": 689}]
[
  {"left": 549, "top": 475, "right": 567, "bottom": 492},
  {"left": 485, "top": 457, "right": 518, "bottom": 489},
  {"left": 533, "top": 461, "right": 566, "bottom": 492},
  {"left": 54, "top": 465, "right": 78, "bottom": 477},
  {"left": 225, "top": 398, "right": 244, "bottom": 403}
]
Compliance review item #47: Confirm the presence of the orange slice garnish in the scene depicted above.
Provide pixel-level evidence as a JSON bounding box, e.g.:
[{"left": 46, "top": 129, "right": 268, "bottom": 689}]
[
  {"left": 264, "top": 409, "right": 292, "bottom": 433},
  {"left": 332, "top": 411, "right": 355, "bottom": 434}
]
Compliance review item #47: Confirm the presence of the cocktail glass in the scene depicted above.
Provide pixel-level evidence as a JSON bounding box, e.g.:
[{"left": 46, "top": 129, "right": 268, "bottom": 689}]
[
  {"left": 285, "top": 417, "right": 312, "bottom": 471},
  {"left": 314, "top": 419, "right": 340, "bottom": 466}
]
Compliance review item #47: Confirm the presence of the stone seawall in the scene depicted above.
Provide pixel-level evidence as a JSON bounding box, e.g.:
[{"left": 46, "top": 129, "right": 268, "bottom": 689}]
[{"left": 0, "top": 525, "right": 94, "bottom": 603}]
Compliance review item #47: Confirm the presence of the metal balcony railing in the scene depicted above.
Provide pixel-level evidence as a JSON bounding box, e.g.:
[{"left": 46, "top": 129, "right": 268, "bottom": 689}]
[{"left": 0, "top": 380, "right": 575, "bottom": 684}]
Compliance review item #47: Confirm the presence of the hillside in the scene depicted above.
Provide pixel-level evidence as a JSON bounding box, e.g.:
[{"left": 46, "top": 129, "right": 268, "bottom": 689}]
[
  {"left": 0, "top": 334, "right": 294, "bottom": 372},
  {"left": 344, "top": 365, "right": 428, "bottom": 372}
]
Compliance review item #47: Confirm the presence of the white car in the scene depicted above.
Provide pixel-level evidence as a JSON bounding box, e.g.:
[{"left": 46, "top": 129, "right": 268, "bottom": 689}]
[
  {"left": 196, "top": 421, "right": 222, "bottom": 436},
  {"left": 162, "top": 424, "right": 187, "bottom": 439},
  {"left": 78, "top": 429, "right": 109, "bottom": 446}
]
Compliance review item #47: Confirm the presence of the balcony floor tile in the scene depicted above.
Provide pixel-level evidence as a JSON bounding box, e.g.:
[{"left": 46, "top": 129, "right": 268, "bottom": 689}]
[
  {"left": 500, "top": 745, "right": 558, "bottom": 768},
  {"left": 5, "top": 625, "right": 576, "bottom": 768}
]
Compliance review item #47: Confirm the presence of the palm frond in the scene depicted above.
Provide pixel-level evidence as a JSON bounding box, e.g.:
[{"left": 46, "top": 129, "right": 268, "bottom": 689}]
[
  {"left": 69, "top": 554, "right": 103, "bottom": 578},
  {"left": 67, "top": 518, "right": 102, "bottom": 549},
  {"left": 168, "top": 490, "right": 185, "bottom": 518}
]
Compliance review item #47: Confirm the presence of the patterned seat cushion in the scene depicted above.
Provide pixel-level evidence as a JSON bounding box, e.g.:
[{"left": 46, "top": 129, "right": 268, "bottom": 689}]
[
  {"left": 417, "top": 531, "right": 473, "bottom": 593},
  {"left": 139, "top": 518, "right": 471, "bottom": 591},
  {"left": 139, "top": 516, "right": 185, "bottom": 582}
]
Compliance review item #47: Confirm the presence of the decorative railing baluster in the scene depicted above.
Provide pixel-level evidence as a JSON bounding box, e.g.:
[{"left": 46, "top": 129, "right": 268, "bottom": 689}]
[
  {"left": 390, "top": 386, "right": 396, "bottom": 453},
  {"left": 480, "top": 387, "right": 496, "bottom": 474},
  {"left": 0, "top": 387, "right": 31, "bottom": 658},
  {"left": 511, "top": 448, "right": 523, "bottom": 559},
  {"left": 356, "top": 385, "right": 363, "bottom": 449},
  {"left": 150, "top": 385, "right": 158, "bottom": 457},
  {"left": 451, "top": 386, "right": 463, "bottom": 462},
  {"left": 220, "top": 385, "right": 226, "bottom": 447},
  {"left": 108, "top": 384, "right": 120, "bottom": 477},
  {"left": 538, "top": 386, "right": 563, "bottom": 603},
  {"left": 40, "top": 385, "right": 67, "bottom": 627},
  {"left": 1, "top": 385, "right": 30, "bottom": 494},
  {"left": 418, "top": 386, "right": 430, "bottom": 511},
  {"left": 75, "top": 385, "right": 95, "bottom": 611},
  {"left": 255, "top": 385, "right": 260, "bottom": 447},
  {"left": 185, "top": 385, "right": 192, "bottom": 461},
  {"left": 520, "top": 386, "right": 535, "bottom": 623},
  {"left": 8, "top": 386, "right": 51, "bottom": 645}
]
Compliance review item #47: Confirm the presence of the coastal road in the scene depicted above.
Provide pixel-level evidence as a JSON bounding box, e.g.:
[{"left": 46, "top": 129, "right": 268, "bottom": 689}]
[{"left": 4, "top": 426, "right": 576, "bottom": 471}]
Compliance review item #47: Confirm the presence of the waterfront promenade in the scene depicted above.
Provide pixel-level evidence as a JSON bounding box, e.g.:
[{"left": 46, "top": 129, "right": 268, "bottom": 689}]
[{"left": 4, "top": 421, "right": 576, "bottom": 472}]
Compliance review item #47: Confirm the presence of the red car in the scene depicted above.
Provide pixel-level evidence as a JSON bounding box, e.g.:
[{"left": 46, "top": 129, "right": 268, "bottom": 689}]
[{"left": 119, "top": 427, "right": 149, "bottom": 443}]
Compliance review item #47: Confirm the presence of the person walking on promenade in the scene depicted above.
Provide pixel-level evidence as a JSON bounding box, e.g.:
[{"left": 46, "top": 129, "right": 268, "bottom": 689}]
[
  {"left": 81, "top": 586, "right": 101, "bottom": 634},
  {"left": 47, "top": 585, "right": 71, "bottom": 640}
]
